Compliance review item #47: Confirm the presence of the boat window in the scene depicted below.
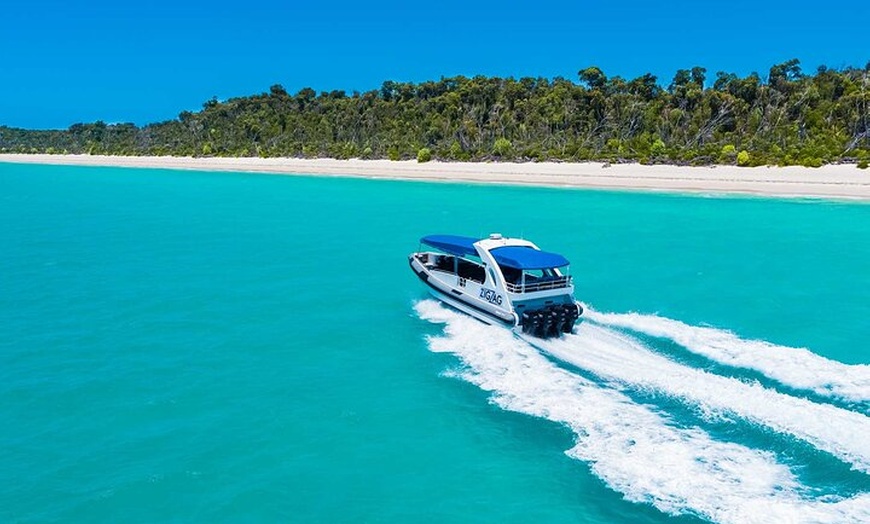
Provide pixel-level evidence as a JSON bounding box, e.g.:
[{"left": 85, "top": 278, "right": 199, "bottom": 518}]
[
  {"left": 433, "top": 255, "right": 454, "bottom": 272},
  {"left": 523, "top": 268, "right": 561, "bottom": 281},
  {"left": 498, "top": 265, "right": 522, "bottom": 284},
  {"left": 456, "top": 258, "right": 486, "bottom": 283}
]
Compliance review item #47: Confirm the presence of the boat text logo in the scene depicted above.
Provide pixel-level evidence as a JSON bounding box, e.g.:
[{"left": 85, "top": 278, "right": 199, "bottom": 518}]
[{"left": 479, "top": 288, "right": 503, "bottom": 306}]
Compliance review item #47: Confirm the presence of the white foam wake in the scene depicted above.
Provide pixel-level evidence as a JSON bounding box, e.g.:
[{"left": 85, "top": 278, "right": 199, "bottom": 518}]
[
  {"left": 586, "top": 310, "right": 870, "bottom": 404},
  {"left": 414, "top": 300, "right": 870, "bottom": 524},
  {"left": 534, "top": 323, "right": 870, "bottom": 474}
]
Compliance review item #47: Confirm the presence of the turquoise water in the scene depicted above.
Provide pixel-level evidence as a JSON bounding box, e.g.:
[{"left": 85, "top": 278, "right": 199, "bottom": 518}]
[{"left": 1, "top": 162, "right": 868, "bottom": 523}]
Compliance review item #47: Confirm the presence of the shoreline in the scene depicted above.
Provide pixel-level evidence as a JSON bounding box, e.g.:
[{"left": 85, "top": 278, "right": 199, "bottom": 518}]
[{"left": 1, "top": 154, "right": 869, "bottom": 200}]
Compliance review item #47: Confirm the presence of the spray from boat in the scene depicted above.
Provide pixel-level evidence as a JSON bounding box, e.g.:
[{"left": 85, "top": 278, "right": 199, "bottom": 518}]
[
  {"left": 414, "top": 300, "right": 870, "bottom": 524},
  {"left": 585, "top": 309, "right": 870, "bottom": 405}
]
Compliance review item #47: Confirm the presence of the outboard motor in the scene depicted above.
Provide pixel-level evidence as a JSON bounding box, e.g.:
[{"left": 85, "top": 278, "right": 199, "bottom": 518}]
[
  {"left": 521, "top": 311, "right": 534, "bottom": 334},
  {"left": 521, "top": 303, "right": 581, "bottom": 339},
  {"left": 560, "top": 303, "right": 581, "bottom": 333}
]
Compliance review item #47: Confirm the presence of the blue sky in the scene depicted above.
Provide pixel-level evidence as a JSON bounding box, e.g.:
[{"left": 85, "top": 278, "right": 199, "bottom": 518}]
[{"left": 2, "top": 0, "right": 868, "bottom": 129}]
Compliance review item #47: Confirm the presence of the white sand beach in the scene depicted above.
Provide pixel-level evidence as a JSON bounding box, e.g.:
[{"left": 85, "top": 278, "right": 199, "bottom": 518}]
[{"left": 1, "top": 154, "right": 868, "bottom": 200}]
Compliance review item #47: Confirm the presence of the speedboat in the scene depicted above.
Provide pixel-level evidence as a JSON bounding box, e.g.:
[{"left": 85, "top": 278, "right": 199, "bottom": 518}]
[{"left": 409, "top": 233, "right": 582, "bottom": 338}]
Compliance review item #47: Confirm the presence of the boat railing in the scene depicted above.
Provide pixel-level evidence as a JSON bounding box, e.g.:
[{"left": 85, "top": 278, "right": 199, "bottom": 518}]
[{"left": 505, "top": 275, "right": 572, "bottom": 294}]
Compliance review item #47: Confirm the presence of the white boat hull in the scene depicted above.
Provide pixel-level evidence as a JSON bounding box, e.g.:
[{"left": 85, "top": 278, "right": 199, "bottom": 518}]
[{"left": 424, "top": 285, "right": 515, "bottom": 327}]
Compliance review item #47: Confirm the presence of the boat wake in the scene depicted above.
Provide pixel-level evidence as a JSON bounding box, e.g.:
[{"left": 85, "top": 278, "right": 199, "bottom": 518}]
[
  {"left": 534, "top": 324, "right": 870, "bottom": 474},
  {"left": 414, "top": 300, "right": 870, "bottom": 524},
  {"left": 584, "top": 309, "right": 870, "bottom": 406}
]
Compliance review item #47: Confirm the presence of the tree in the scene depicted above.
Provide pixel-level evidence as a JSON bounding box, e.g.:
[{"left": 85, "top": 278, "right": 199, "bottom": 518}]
[
  {"left": 493, "top": 137, "right": 513, "bottom": 157},
  {"left": 720, "top": 144, "right": 737, "bottom": 163},
  {"left": 578, "top": 66, "right": 607, "bottom": 90},
  {"left": 7, "top": 61, "right": 870, "bottom": 168},
  {"left": 691, "top": 67, "right": 707, "bottom": 88},
  {"left": 269, "top": 84, "right": 288, "bottom": 97},
  {"left": 628, "top": 73, "right": 661, "bottom": 101},
  {"left": 669, "top": 69, "right": 692, "bottom": 93},
  {"left": 650, "top": 139, "right": 666, "bottom": 157},
  {"left": 768, "top": 59, "right": 802, "bottom": 89}
]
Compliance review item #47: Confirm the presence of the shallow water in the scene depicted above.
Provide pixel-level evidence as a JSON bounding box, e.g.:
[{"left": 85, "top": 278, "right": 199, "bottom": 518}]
[{"left": 1, "top": 162, "right": 868, "bottom": 523}]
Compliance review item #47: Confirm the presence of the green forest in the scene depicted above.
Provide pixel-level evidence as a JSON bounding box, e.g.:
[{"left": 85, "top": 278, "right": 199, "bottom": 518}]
[{"left": 2, "top": 59, "right": 869, "bottom": 168}]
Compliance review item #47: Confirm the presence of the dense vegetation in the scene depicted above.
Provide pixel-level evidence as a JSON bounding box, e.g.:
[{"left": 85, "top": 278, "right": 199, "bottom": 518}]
[{"left": 2, "top": 59, "right": 869, "bottom": 168}]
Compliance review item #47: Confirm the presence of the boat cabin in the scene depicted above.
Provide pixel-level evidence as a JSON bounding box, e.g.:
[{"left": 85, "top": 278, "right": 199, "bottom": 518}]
[{"left": 414, "top": 234, "right": 573, "bottom": 295}]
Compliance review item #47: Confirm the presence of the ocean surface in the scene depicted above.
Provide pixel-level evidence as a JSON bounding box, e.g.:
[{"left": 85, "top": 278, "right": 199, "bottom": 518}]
[{"left": 1, "top": 162, "right": 869, "bottom": 523}]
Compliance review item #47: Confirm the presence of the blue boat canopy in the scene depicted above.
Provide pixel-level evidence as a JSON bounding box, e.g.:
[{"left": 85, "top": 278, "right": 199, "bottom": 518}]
[
  {"left": 420, "top": 235, "right": 480, "bottom": 256},
  {"left": 490, "top": 246, "right": 570, "bottom": 269}
]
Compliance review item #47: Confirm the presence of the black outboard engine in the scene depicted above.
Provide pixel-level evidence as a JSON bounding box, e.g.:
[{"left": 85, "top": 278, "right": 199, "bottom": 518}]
[{"left": 521, "top": 303, "right": 581, "bottom": 338}]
